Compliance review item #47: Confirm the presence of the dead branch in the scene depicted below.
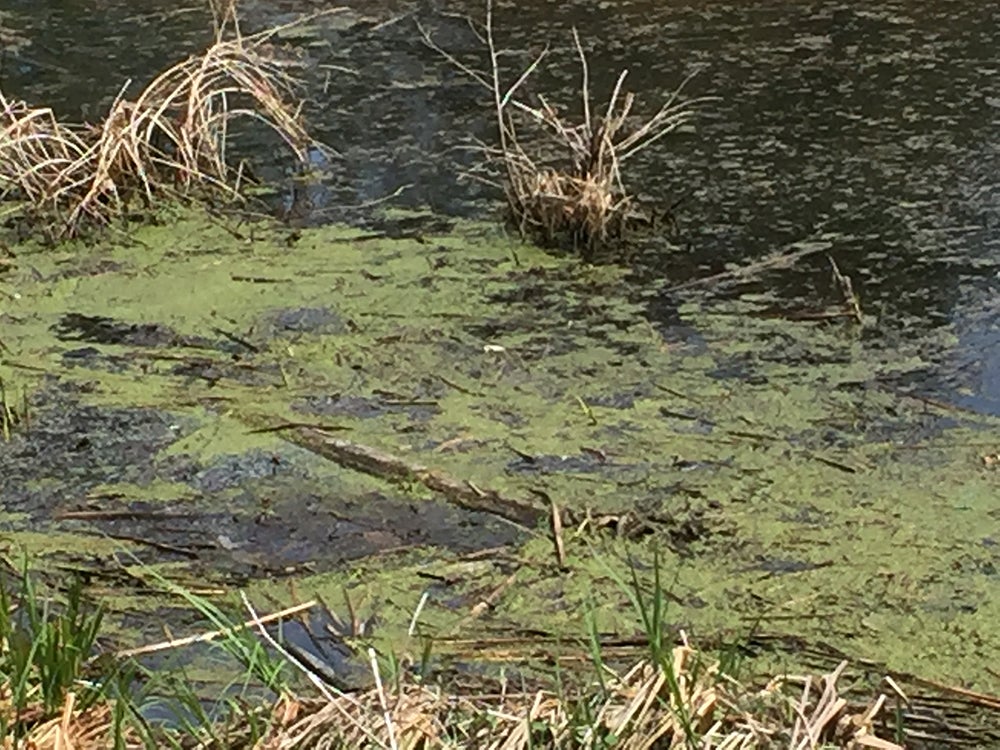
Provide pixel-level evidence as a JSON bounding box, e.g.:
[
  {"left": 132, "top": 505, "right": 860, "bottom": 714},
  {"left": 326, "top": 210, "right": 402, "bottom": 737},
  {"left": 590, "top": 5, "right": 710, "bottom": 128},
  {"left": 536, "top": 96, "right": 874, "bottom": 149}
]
[{"left": 273, "top": 424, "right": 546, "bottom": 529}]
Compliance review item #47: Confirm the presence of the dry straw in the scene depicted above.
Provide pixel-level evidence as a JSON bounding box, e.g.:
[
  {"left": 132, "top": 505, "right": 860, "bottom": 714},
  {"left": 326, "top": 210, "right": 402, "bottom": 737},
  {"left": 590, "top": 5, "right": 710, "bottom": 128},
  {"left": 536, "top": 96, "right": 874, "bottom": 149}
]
[
  {"left": 422, "top": 0, "right": 713, "bottom": 257},
  {"left": 257, "top": 640, "right": 903, "bottom": 749},
  {"left": 0, "top": 652, "right": 908, "bottom": 749},
  {"left": 0, "top": 2, "right": 318, "bottom": 239},
  {"left": 0, "top": 592, "right": 924, "bottom": 749}
]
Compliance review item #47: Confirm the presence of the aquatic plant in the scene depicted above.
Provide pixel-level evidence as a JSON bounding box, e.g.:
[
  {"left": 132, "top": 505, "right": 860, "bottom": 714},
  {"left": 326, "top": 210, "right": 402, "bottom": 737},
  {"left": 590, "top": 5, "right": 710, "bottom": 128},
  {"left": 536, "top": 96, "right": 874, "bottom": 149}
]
[
  {"left": 0, "top": 561, "right": 109, "bottom": 742},
  {"left": 422, "top": 1, "right": 711, "bottom": 258},
  {"left": 0, "top": 6, "right": 317, "bottom": 240}
]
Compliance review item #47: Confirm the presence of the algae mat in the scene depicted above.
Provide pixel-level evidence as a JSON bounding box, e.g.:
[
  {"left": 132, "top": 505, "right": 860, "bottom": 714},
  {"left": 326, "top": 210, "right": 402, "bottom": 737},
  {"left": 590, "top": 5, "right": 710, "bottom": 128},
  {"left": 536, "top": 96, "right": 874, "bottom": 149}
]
[{"left": 1, "top": 212, "right": 999, "bottom": 688}]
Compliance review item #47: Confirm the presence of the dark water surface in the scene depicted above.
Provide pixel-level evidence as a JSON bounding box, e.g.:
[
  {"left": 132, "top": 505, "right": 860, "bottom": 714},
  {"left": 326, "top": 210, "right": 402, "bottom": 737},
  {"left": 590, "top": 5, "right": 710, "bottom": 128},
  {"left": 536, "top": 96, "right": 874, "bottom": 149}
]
[
  {"left": 4, "top": 0, "right": 998, "bottom": 419},
  {"left": 3, "top": 0, "right": 999, "bottom": 409}
]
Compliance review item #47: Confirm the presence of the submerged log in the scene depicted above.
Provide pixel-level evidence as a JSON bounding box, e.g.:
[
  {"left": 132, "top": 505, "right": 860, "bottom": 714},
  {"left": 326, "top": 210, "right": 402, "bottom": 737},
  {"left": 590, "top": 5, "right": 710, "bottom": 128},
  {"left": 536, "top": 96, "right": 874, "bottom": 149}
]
[{"left": 263, "top": 423, "right": 545, "bottom": 529}]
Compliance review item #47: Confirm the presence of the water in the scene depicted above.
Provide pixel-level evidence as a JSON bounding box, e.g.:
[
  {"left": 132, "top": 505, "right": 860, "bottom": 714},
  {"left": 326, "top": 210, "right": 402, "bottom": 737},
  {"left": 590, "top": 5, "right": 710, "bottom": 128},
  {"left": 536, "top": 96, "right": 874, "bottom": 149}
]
[
  {"left": 6, "top": 3, "right": 1000, "bottom": 704},
  {"left": 2, "top": 0, "right": 998, "bottom": 412}
]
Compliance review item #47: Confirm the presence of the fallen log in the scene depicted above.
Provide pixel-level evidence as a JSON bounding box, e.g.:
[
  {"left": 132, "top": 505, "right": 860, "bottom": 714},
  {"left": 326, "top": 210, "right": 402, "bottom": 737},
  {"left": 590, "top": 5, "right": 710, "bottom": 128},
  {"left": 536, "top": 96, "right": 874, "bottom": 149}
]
[{"left": 258, "top": 422, "right": 545, "bottom": 529}]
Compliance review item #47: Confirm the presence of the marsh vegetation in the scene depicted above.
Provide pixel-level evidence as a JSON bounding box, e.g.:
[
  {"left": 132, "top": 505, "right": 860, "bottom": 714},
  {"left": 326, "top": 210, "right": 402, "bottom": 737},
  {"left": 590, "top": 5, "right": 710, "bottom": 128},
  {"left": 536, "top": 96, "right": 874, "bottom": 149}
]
[
  {"left": 0, "top": 2, "right": 312, "bottom": 240},
  {"left": 0, "top": 556, "right": 923, "bottom": 749},
  {"left": 1, "top": 0, "right": 1000, "bottom": 748},
  {"left": 421, "top": 1, "right": 709, "bottom": 258}
]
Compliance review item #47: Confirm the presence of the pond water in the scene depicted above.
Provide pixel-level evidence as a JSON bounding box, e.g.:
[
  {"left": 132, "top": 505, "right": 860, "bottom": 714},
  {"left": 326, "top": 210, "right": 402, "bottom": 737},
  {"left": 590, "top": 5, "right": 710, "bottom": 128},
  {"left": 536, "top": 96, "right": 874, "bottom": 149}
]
[
  {"left": 2, "top": 0, "right": 1000, "bottom": 701},
  {"left": 5, "top": 0, "right": 998, "bottom": 416}
]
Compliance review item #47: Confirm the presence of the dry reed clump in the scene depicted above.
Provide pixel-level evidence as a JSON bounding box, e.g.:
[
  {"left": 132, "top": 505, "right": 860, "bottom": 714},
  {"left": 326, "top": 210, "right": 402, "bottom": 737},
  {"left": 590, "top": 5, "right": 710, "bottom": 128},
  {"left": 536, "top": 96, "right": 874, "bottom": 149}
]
[
  {"left": 422, "top": 1, "right": 711, "bottom": 257},
  {"left": 0, "top": 12, "right": 312, "bottom": 239},
  {"left": 256, "top": 641, "right": 904, "bottom": 749},
  {"left": 494, "top": 61, "right": 701, "bottom": 258}
]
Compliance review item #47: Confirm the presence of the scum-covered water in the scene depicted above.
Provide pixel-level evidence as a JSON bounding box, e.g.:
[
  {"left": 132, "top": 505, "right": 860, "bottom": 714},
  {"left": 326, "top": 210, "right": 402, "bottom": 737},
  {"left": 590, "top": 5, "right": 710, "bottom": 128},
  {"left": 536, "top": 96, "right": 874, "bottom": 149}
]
[
  {"left": 3, "top": 0, "right": 998, "bottom": 414},
  {"left": 2, "top": 0, "right": 1000, "bottom": 703}
]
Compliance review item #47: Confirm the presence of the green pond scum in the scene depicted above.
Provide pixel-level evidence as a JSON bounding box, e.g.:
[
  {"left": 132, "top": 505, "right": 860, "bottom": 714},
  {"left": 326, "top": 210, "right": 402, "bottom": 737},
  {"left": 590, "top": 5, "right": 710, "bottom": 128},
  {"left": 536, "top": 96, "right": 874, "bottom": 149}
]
[{"left": 1, "top": 208, "right": 999, "bottom": 690}]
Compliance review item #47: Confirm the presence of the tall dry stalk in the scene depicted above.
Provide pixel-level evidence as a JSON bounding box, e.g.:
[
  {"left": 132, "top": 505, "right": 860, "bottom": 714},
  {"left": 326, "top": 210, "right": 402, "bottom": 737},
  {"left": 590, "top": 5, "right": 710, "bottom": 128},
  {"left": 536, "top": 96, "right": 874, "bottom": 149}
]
[{"left": 422, "top": 0, "right": 712, "bottom": 257}]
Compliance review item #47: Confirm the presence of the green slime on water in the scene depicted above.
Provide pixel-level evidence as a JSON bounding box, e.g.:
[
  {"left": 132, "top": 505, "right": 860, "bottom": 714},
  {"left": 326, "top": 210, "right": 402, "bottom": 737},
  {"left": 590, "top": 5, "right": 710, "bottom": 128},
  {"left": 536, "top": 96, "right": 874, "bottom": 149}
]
[{"left": 0, "top": 209, "right": 998, "bottom": 688}]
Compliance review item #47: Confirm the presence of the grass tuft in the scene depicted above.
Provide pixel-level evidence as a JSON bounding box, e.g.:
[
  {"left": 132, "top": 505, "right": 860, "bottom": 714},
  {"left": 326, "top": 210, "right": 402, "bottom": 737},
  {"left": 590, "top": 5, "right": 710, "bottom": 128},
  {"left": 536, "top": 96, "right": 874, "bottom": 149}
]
[
  {"left": 0, "top": 6, "right": 319, "bottom": 240},
  {"left": 0, "top": 561, "right": 108, "bottom": 742},
  {"left": 422, "top": 0, "right": 713, "bottom": 258}
]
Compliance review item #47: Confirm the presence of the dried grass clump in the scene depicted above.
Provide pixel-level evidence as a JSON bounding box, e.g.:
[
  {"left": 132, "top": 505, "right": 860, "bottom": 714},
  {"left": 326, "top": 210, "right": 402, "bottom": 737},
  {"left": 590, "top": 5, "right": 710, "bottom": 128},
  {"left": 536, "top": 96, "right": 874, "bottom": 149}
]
[
  {"left": 0, "top": 95, "right": 92, "bottom": 228},
  {"left": 0, "top": 10, "right": 313, "bottom": 239},
  {"left": 422, "top": 1, "right": 711, "bottom": 257},
  {"left": 7, "top": 694, "right": 145, "bottom": 750},
  {"left": 258, "top": 641, "right": 904, "bottom": 749},
  {"left": 494, "top": 54, "right": 701, "bottom": 258}
]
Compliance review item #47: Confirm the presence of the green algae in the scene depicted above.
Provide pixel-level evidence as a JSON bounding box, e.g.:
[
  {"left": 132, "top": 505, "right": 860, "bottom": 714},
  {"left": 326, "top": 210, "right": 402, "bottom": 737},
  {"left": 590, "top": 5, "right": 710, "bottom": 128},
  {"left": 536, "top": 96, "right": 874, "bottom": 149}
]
[
  {"left": 83, "top": 479, "right": 196, "bottom": 503},
  {"left": 2, "top": 530, "right": 138, "bottom": 559},
  {"left": 2, "top": 209, "right": 1000, "bottom": 689}
]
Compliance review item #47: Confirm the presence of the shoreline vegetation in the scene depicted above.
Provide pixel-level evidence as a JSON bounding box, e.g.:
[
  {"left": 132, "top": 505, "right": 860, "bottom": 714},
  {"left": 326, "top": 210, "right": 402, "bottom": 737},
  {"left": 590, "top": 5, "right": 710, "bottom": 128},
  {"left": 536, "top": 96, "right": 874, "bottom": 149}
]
[
  {"left": 0, "top": 1, "right": 320, "bottom": 241},
  {"left": 7, "top": 550, "right": 1000, "bottom": 748},
  {"left": 0, "top": 557, "right": 924, "bottom": 749}
]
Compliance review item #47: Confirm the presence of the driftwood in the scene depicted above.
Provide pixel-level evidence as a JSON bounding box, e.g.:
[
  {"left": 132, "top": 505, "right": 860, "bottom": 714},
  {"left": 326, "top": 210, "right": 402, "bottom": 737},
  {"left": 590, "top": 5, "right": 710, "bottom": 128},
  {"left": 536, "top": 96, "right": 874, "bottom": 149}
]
[
  {"left": 267, "top": 424, "right": 545, "bottom": 528},
  {"left": 666, "top": 239, "right": 833, "bottom": 293},
  {"left": 247, "top": 420, "right": 689, "bottom": 543}
]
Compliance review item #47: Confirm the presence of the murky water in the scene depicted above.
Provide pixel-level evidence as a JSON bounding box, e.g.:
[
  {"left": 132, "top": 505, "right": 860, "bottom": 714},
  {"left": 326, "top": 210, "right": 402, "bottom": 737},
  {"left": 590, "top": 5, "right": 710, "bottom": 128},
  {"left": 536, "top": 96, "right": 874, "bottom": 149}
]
[
  {"left": 3, "top": 0, "right": 1000, "bottom": 701},
  {"left": 4, "top": 0, "right": 998, "bottom": 401}
]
